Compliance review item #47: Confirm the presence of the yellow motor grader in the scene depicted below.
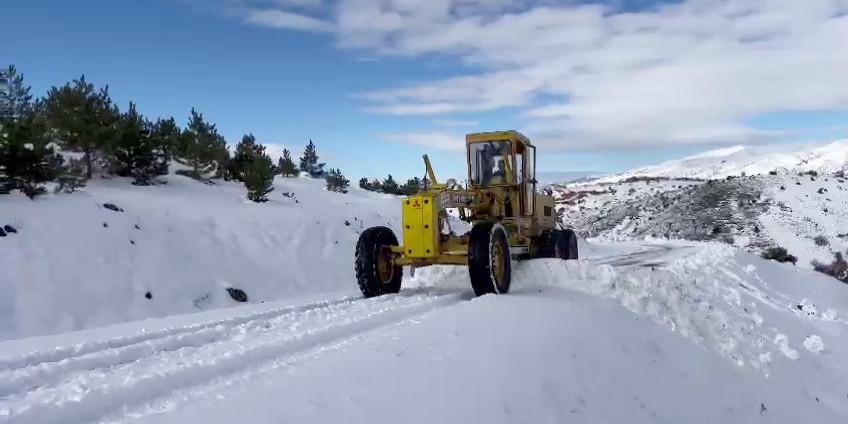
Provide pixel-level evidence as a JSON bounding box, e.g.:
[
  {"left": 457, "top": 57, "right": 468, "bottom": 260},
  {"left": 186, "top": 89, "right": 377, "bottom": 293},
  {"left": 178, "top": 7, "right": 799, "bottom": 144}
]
[{"left": 355, "top": 130, "right": 578, "bottom": 297}]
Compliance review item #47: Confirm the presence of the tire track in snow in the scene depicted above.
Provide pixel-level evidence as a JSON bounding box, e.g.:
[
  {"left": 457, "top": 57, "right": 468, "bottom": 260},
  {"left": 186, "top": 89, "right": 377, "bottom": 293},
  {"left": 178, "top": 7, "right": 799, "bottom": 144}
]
[
  {"left": 0, "top": 290, "right": 465, "bottom": 424},
  {"left": 0, "top": 295, "right": 358, "bottom": 397},
  {"left": 0, "top": 295, "right": 363, "bottom": 373}
]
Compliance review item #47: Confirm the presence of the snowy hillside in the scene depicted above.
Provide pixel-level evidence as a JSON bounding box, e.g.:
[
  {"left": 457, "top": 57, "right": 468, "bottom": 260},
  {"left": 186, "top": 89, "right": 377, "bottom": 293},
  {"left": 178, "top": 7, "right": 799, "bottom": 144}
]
[
  {"left": 592, "top": 139, "right": 848, "bottom": 183},
  {"left": 555, "top": 172, "right": 848, "bottom": 271},
  {"left": 0, "top": 174, "right": 402, "bottom": 340}
]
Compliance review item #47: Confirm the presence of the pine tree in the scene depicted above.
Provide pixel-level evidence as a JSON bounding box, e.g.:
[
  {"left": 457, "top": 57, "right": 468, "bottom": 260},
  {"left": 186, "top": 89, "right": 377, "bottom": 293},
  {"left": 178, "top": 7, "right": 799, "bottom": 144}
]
[
  {"left": 381, "top": 174, "right": 399, "bottom": 194},
  {"left": 150, "top": 116, "right": 181, "bottom": 165},
  {"left": 0, "top": 100, "right": 63, "bottom": 198},
  {"left": 110, "top": 102, "right": 168, "bottom": 184},
  {"left": 228, "top": 133, "right": 265, "bottom": 182},
  {"left": 175, "top": 108, "right": 223, "bottom": 180},
  {"left": 298, "top": 139, "right": 325, "bottom": 178},
  {"left": 0, "top": 65, "right": 33, "bottom": 120},
  {"left": 211, "top": 136, "right": 230, "bottom": 180},
  {"left": 402, "top": 177, "right": 421, "bottom": 195},
  {"left": 278, "top": 148, "right": 298, "bottom": 177},
  {"left": 243, "top": 152, "right": 275, "bottom": 202},
  {"left": 325, "top": 168, "right": 350, "bottom": 193},
  {"left": 43, "top": 75, "right": 119, "bottom": 179}
]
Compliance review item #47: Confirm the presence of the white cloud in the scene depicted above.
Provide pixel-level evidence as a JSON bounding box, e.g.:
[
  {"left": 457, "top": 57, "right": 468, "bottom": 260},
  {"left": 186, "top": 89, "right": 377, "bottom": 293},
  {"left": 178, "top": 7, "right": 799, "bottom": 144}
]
[
  {"left": 382, "top": 131, "right": 466, "bottom": 151},
  {"left": 244, "top": 8, "right": 332, "bottom": 31},
  {"left": 224, "top": 0, "right": 848, "bottom": 150}
]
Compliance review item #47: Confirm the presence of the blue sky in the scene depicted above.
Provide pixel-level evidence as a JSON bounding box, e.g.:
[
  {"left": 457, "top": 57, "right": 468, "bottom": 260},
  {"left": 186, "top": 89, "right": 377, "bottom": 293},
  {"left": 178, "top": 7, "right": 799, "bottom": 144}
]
[{"left": 4, "top": 0, "right": 847, "bottom": 181}]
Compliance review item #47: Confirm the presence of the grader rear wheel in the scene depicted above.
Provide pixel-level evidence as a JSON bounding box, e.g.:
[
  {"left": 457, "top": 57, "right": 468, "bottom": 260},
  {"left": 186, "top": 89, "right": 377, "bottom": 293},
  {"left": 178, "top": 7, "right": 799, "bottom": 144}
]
[
  {"left": 355, "top": 226, "right": 403, "bottom": 298},
  {"left": 560, "top": 228, "right": 579, "bottom": 260},
  {"left": 537, "top": 228, "right": 579, "bottom": 260},
  {"left": 468, "top": 222, "right": 511, "bottom": 296}
]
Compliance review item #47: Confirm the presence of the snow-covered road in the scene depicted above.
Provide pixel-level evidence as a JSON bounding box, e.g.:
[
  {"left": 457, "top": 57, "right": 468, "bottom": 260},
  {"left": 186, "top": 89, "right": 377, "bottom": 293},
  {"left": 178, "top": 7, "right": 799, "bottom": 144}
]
[{"left": 1, "top": 240, "right": 846, "bottom": 424}]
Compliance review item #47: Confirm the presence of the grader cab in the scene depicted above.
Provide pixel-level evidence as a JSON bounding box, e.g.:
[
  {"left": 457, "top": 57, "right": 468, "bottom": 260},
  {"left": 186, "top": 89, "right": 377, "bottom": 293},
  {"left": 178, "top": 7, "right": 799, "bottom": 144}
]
[{"left": 354, "top": 130, "right": 578, "bottom": 298}]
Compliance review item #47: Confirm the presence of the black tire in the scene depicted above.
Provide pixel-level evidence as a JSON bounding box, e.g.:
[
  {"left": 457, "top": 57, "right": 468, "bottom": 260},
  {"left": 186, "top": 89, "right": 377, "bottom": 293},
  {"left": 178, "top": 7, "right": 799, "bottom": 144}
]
[
  {"left": 355, "top": 226, "right": 403, "bottom": 298},
  {"left": 560, "top": 228, "right": 579, "bottom": 260},
  {"left": 536, "top": 228, "right": 579, "bottom": 260},
  {"left": 468, "top": 222, "right": 511, "bottom": 296},
  {"left": 536, "top": 229, "right": 558, "bottom": 258}
]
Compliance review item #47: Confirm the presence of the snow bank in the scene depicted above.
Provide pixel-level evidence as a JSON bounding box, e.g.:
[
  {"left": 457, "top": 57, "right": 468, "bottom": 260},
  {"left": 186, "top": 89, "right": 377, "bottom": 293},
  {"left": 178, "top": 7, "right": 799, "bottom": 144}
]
[
  {"left": 409, "top": 239, "right": 848, "bottom": 415},
  {"left": 0, "top": 175, "right": 401, "bottom": 340}
]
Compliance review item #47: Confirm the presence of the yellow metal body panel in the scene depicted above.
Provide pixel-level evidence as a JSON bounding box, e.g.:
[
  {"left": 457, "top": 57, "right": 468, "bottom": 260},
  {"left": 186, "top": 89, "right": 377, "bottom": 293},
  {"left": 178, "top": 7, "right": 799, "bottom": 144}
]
[{"left": 401, "top": 194, "right": 440, "bottom": 258}]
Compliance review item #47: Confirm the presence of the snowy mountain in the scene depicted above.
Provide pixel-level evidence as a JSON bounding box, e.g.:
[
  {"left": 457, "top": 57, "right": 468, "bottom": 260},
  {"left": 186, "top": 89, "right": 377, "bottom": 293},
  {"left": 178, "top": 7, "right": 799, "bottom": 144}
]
[
  {"left": 1, "top": 166, "right": 847, "bottom": 423},
  {"left": 536, "top": 170, "right": 605, "bottom": 185},
  {"left": 591, "top": 139, "right": 848, "bottom": 183}
]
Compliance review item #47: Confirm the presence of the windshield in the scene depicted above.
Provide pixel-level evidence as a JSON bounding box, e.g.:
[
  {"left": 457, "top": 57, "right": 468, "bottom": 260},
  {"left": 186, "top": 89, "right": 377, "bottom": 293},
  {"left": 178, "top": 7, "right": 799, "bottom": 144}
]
[{"left": 469, "top": 141, "right": 512, "bottom": 185}]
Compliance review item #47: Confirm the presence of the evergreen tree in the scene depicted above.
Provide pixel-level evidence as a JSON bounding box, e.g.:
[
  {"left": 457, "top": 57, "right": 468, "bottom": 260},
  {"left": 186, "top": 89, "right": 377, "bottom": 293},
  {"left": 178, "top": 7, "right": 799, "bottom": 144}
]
[
  {"left": 298, "top": 139, "right": 325, "bottom": 178},
  {"left": 211, "top": 136, "right": 230, "bottom": 180},
  {"left": 370, "top": 178, "right": 382, "bottom": 192},
  {"left": 0, "top": 65, "right": 33, "bottom": 120},
  {"left": 149, "top": 116, "right": 181, "bottom": 163},
  {"left": 381, "top": 174, "right": 399, "bottom": 194},
  {"left": 0, "top": 101, "right": 63, "bottom": 198},
  {"left": 358, "top": 177, "right": 370, "bottom": 190},
  {"left": 43, "top": 75, "right": 119, "bottom": 179},
  {"left": 278, "top": 148, "right": 298, "bottom": 177},
  {"left": 228, "top": 133, "right": 265, "bottom": 182},
  {"left": 110, "top": 102, "right": 167, "bottom": 184},
  {"left": 175, "top": 108, "right": 224, "bottom": 179},
  {"left": 325, "top": 168, "right": 350, "bottom": 193},
  {"left": 243, "top": 152, "right": 275, "bottom": 202},
  {"left": 402, "top": 177, "right": 421, "bottom": 195}
]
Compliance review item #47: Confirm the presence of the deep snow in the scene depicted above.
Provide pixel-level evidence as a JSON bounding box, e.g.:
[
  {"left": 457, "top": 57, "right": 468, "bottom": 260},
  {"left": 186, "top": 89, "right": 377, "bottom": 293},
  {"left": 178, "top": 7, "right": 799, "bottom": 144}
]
[
  {"left": 0, "top": 174, "right": 400, "bottom": 340},
  {"left": 0, "top": 240, "right": 846, "bottom": 424}
]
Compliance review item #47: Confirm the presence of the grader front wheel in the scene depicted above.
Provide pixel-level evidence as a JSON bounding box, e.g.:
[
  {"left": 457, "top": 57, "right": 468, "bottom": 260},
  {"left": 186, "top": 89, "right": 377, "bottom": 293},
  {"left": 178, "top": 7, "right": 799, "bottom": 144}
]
[
  {"left": 468, "top": 222, "right": 512, "bottom": 296},
  {"left": 355, "top": 226, "right": 403, "bottom": 298}
]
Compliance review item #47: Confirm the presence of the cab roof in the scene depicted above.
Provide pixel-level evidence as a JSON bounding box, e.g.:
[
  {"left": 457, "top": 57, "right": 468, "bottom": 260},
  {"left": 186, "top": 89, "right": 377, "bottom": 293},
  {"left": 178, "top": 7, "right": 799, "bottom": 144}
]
[{"left": 465, "top": 130, "right": 533, "bottom": 147}]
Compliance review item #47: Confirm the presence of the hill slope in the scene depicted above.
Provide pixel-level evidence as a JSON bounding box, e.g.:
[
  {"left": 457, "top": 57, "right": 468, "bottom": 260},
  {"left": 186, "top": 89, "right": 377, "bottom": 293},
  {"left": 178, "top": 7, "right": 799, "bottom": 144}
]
[{"left": 0, "top": 174, "right": 401, "bottom": 340}]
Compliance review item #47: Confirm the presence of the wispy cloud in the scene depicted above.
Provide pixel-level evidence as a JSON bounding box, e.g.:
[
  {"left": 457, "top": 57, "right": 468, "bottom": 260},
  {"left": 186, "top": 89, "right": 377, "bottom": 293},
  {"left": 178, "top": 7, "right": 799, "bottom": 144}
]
[
  {"left": 381, "top": 131, "right": 466, "bottom": 151},
  {"left": 244, "top": 8, "right": 333, "bottom": 31},
  {"left": 212, "top": 0, "right": 848, "bottom": 151}
]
